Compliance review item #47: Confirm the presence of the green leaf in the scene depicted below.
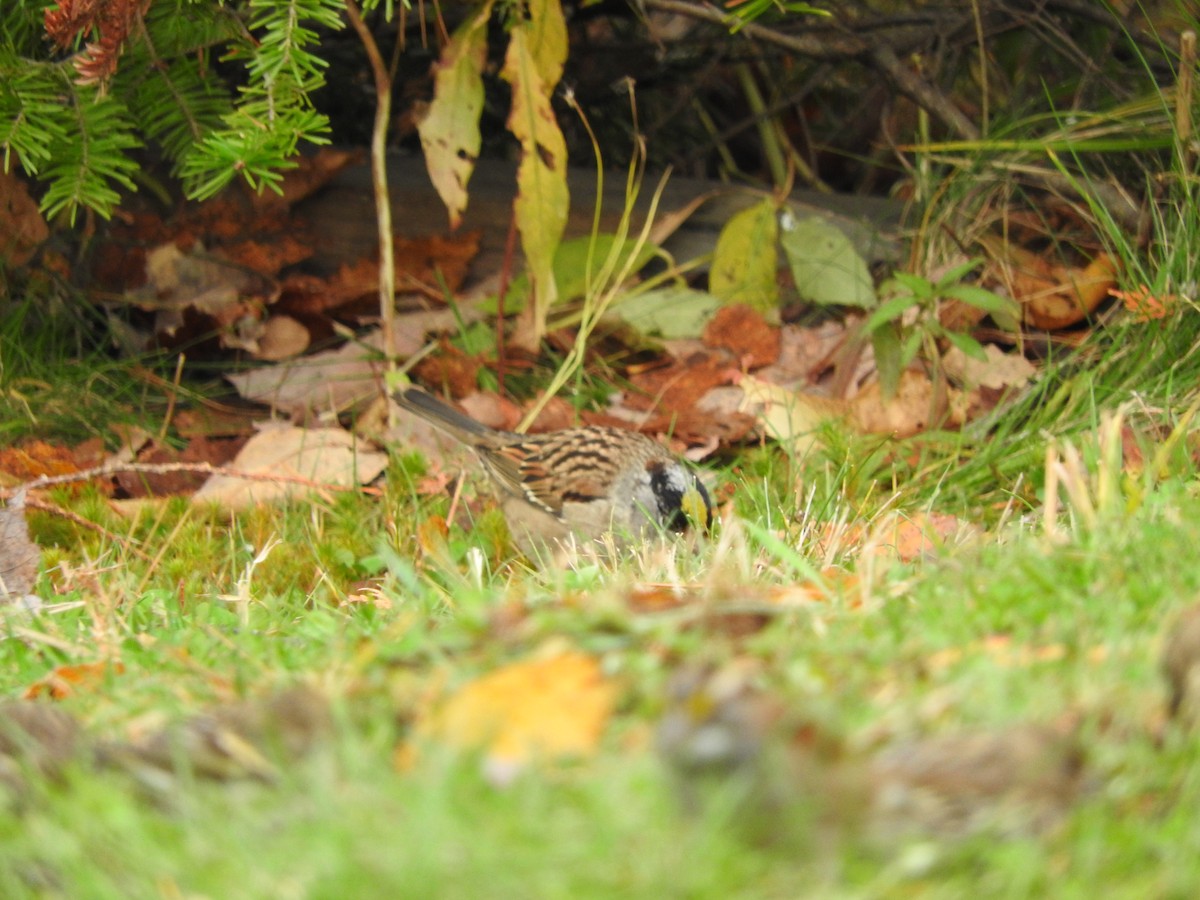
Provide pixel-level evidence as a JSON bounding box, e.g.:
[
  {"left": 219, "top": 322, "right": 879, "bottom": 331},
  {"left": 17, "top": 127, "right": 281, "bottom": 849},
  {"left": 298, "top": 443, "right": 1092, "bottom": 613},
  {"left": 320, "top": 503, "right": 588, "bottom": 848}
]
[
  {"left": 943, "top": 284, "right": 1021, "bottom": 332},
  {"left": 616, "top": 286, "right": 723, "bottom": 338},
  {"left": 554, "top": 234, "right": 659, "bottom": 302},
  {"left": 480, "top": 234, "right": 658, "bottom": 315},
  {"left": 781, "top": 214, "right": 878, "bottom": 310},
  {"left": 942, "top": 329, "right": 989, "bottom": 361},
  {"left": 864, "top": 295, "right": 918, "bottom": 331},
  {"left": 900, "top": 329, "right": 923, "bottom": 368},
  {"left": 871, "top": 321, "right": 904, "bottom": 400},
  {"left": 942, "top": 284, "right": 1017, "bottom": 315},
  {"left": 887, "top": 271, "right": 931, "bottom": 296},
  {"left": 935, "top": 258, "right": 984, "bottom": 287},
  {"left": 710, "top": 198, "right": 780, "bottom": 318}
]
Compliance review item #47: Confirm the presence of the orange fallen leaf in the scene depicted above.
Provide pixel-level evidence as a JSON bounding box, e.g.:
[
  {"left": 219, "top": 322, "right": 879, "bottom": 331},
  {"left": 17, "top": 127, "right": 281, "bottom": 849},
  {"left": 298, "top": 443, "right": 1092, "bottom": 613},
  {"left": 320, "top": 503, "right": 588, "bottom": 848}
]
[
  {"left": 1109, "top": 284, "right": 1181, "bottom": 322},
  {"left": 422, "top": 649, "right": 616, "bottom": 784},
  {"left": 24, "top": 661, "right": 125, "bottom": 700}
]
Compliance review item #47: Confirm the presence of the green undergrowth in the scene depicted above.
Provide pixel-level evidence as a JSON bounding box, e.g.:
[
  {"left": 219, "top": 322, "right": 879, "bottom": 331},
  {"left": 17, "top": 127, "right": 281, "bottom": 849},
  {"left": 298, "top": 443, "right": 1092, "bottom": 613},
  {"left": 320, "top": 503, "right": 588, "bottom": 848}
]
[{"left": 5, "top": 416, "right": 1200, "bottom": 896}]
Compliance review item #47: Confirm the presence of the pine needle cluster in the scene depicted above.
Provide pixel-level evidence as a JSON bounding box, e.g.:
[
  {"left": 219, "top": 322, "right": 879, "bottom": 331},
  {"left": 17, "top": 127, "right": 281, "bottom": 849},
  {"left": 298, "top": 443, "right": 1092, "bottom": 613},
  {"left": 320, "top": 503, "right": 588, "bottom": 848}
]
[{"left": 1, "top": 0, "right": 345, "bottom": 224}]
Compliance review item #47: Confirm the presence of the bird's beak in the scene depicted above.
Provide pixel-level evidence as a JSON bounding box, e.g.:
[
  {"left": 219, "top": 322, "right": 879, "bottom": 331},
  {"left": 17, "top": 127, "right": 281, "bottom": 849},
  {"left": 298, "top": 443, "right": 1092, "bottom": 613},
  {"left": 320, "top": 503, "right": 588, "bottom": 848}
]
[{"left": 681, "top": 485, "right": 712, "bottom": 532}]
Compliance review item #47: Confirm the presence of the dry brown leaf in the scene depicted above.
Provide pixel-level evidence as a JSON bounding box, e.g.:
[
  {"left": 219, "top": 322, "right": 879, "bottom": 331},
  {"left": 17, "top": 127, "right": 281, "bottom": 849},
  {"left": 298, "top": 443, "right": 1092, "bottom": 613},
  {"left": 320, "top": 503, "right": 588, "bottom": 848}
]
[
  {"left": 411, "top": 340, "right": 482, "bottom": 399},
  {"left": 0, "top": 169, "right": 49, "bottom": 266},
  {"left": 114, "top": 435, "right": 247, "bottom": 499},
  {"left": 251, "top": 148, "right": 364, "bottom": 210},
  {"left": 228, "top": 308, "right": 482, "bottom": 418},
  {"left": 987, "top": 243, "right": 1118, "bottom": 330},
  {"left": 464, "top": 392, "right": 525, "bottom": 431},
  {"left": 850, "top": 370, "right": 963, "bottom": 437},
  {"left": 942, "top": 344, "right": 1037, "bottom": 391},
  {"left": 702, "top": 304, "right": 781, "bottom": 369},
  {"left": 422, "top": 649, "right": 616, "bottom": 784},
  {"left": 254, "top": 315, "right": 311, "bottom": 361},
  {"left": 191, "top": 424, "right": 388, "bottom": 510},
  {"left": 756, "top": 320, "right": 849, "bottom": 385},
  {"left": 0, "top": 441, "right": 83, "bottom": 486}
]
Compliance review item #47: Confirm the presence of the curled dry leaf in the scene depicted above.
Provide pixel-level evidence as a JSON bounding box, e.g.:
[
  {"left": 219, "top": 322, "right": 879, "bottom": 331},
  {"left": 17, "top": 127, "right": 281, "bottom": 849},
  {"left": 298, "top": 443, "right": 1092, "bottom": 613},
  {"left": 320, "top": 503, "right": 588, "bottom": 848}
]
[
  {"left": 850, "top": 370, "right": 970, "bottom": 436},
  {"left": 254, "top": 315, "right": 311, "bottom": 361},
  {"left": 191, "top": 424, "right": 388, "bottom": 511},
  {"left": 860, "top": 510, "right": 980, "bottom": 563},
  {"left": 0, "top": 169, "right": 49, "bottom": 266},
  {"left": 986, "top": 243, "right": 1118, "bottom": 331}
]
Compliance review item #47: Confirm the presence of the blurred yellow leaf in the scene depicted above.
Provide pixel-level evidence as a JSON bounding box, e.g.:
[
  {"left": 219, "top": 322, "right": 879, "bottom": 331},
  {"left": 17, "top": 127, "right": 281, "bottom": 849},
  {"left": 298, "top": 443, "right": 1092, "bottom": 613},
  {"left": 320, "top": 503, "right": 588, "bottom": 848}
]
[{"left": 424, "top": 649, "right": 615, "bottom": 783}]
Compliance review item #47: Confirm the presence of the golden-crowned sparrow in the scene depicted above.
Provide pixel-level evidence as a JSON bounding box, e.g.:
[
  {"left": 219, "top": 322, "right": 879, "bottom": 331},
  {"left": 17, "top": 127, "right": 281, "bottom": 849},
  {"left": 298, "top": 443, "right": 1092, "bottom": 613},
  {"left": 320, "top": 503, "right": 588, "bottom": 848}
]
[{"left": 394, "top": 388, "right": 712, "bottom": 551}]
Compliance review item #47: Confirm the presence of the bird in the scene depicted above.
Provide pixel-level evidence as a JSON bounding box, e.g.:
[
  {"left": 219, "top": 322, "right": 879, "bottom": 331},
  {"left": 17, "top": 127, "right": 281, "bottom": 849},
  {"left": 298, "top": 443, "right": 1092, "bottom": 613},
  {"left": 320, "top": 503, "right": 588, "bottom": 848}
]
[
  {"left": 1161, "top": 602, "right": 1200, "bottom": 726},
  {"left": 393, "top": 387, "right": 712, "bottom": 553}
]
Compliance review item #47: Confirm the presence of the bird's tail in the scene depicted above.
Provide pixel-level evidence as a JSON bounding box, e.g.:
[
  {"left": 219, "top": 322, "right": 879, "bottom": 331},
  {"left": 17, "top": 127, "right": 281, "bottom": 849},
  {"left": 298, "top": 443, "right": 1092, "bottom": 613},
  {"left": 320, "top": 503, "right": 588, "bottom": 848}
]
[{"left": 393, "top": 388, "right": 493, "bottom": 442}]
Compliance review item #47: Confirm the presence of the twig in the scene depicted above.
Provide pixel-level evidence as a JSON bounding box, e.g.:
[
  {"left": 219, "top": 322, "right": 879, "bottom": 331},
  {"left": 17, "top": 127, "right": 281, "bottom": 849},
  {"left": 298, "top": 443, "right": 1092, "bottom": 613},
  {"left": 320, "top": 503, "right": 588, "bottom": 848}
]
[
  {"left": 868, "top": 43, "right": 979, "bottom": 141},
  {"left": 1, "top": 461, "right": 384, "bottom": 498},
  {"left": 1178, "top": 31, "right": 1196, "bottom": 174},
  {"left": 639, "top": 0, "right": 979, "bottom": 138},
  {"left": 344, "top": 0, "right": 396, "bottom": 402},
  {"left": 22, "top": 495, "right": 154, "bottom": 563}
]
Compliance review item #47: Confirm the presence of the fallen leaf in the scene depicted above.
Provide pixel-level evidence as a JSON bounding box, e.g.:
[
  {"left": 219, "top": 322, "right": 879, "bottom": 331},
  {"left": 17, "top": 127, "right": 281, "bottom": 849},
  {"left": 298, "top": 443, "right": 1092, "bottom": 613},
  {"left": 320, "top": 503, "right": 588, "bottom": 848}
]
[
  {"left": 0, "top": 169, "right": 49, "bottom": 266},
  {"left": 780, "top": 213, "right": 877, "bottom": 310},
  {"left": 114, "top": 435, "right": 247, "bottom": 499},
  {"left": 411, "top": 340, "right": 482, "bottom": 399},
  {"left": 24, "top": 661, "right": 125, "bottom": 700},
  {"left": 862, "top": 510, "right": 979, "bottom": 562},
  {"left": 942, "top": 343, "right": 1037, "bottom": 391},
  {"left": 850, "top": 370, "right": 962, "bottom": 436},
  {"left": 423, "top": 648, "right": 616, "bottom": 785},
  {"left": 254, "top": 315, "right": 311, "bottom": 361},
  {"left": 710, "top": 198, "right": 781, "bottom": 318},
  {"left": 702, "top": 304, "right": 781, "bottom": 369},
  {"left": 191, "top": 424, "right": 388, "bottom": 510},
  {"left": 252, "top": 148, "right": 363, "bottom": 210},
  {"left": 985, "top": 242, "right": 1118, "bottom": 330},
  {"left": 615, "top": 285, "right": 722, "bottom": 339},
  {"left": 736, "top": 374, "right": 847, "bottom": 454}
]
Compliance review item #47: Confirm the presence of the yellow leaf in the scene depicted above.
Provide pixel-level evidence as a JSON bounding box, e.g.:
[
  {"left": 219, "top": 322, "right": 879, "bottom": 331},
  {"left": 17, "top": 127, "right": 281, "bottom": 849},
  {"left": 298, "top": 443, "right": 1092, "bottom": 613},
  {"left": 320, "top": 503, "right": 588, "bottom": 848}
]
[
  {"left": 710, "top": 198, "right": 780, "bottom": 318},
  {"left": 502, "top": 21, "right": 569, "bottom": 344},
  {"left": 425, "top": 649, "right": 615, "bottom": 782},
  {"left": 418, "top": 3, "right": 493, "bottom": 228}
]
